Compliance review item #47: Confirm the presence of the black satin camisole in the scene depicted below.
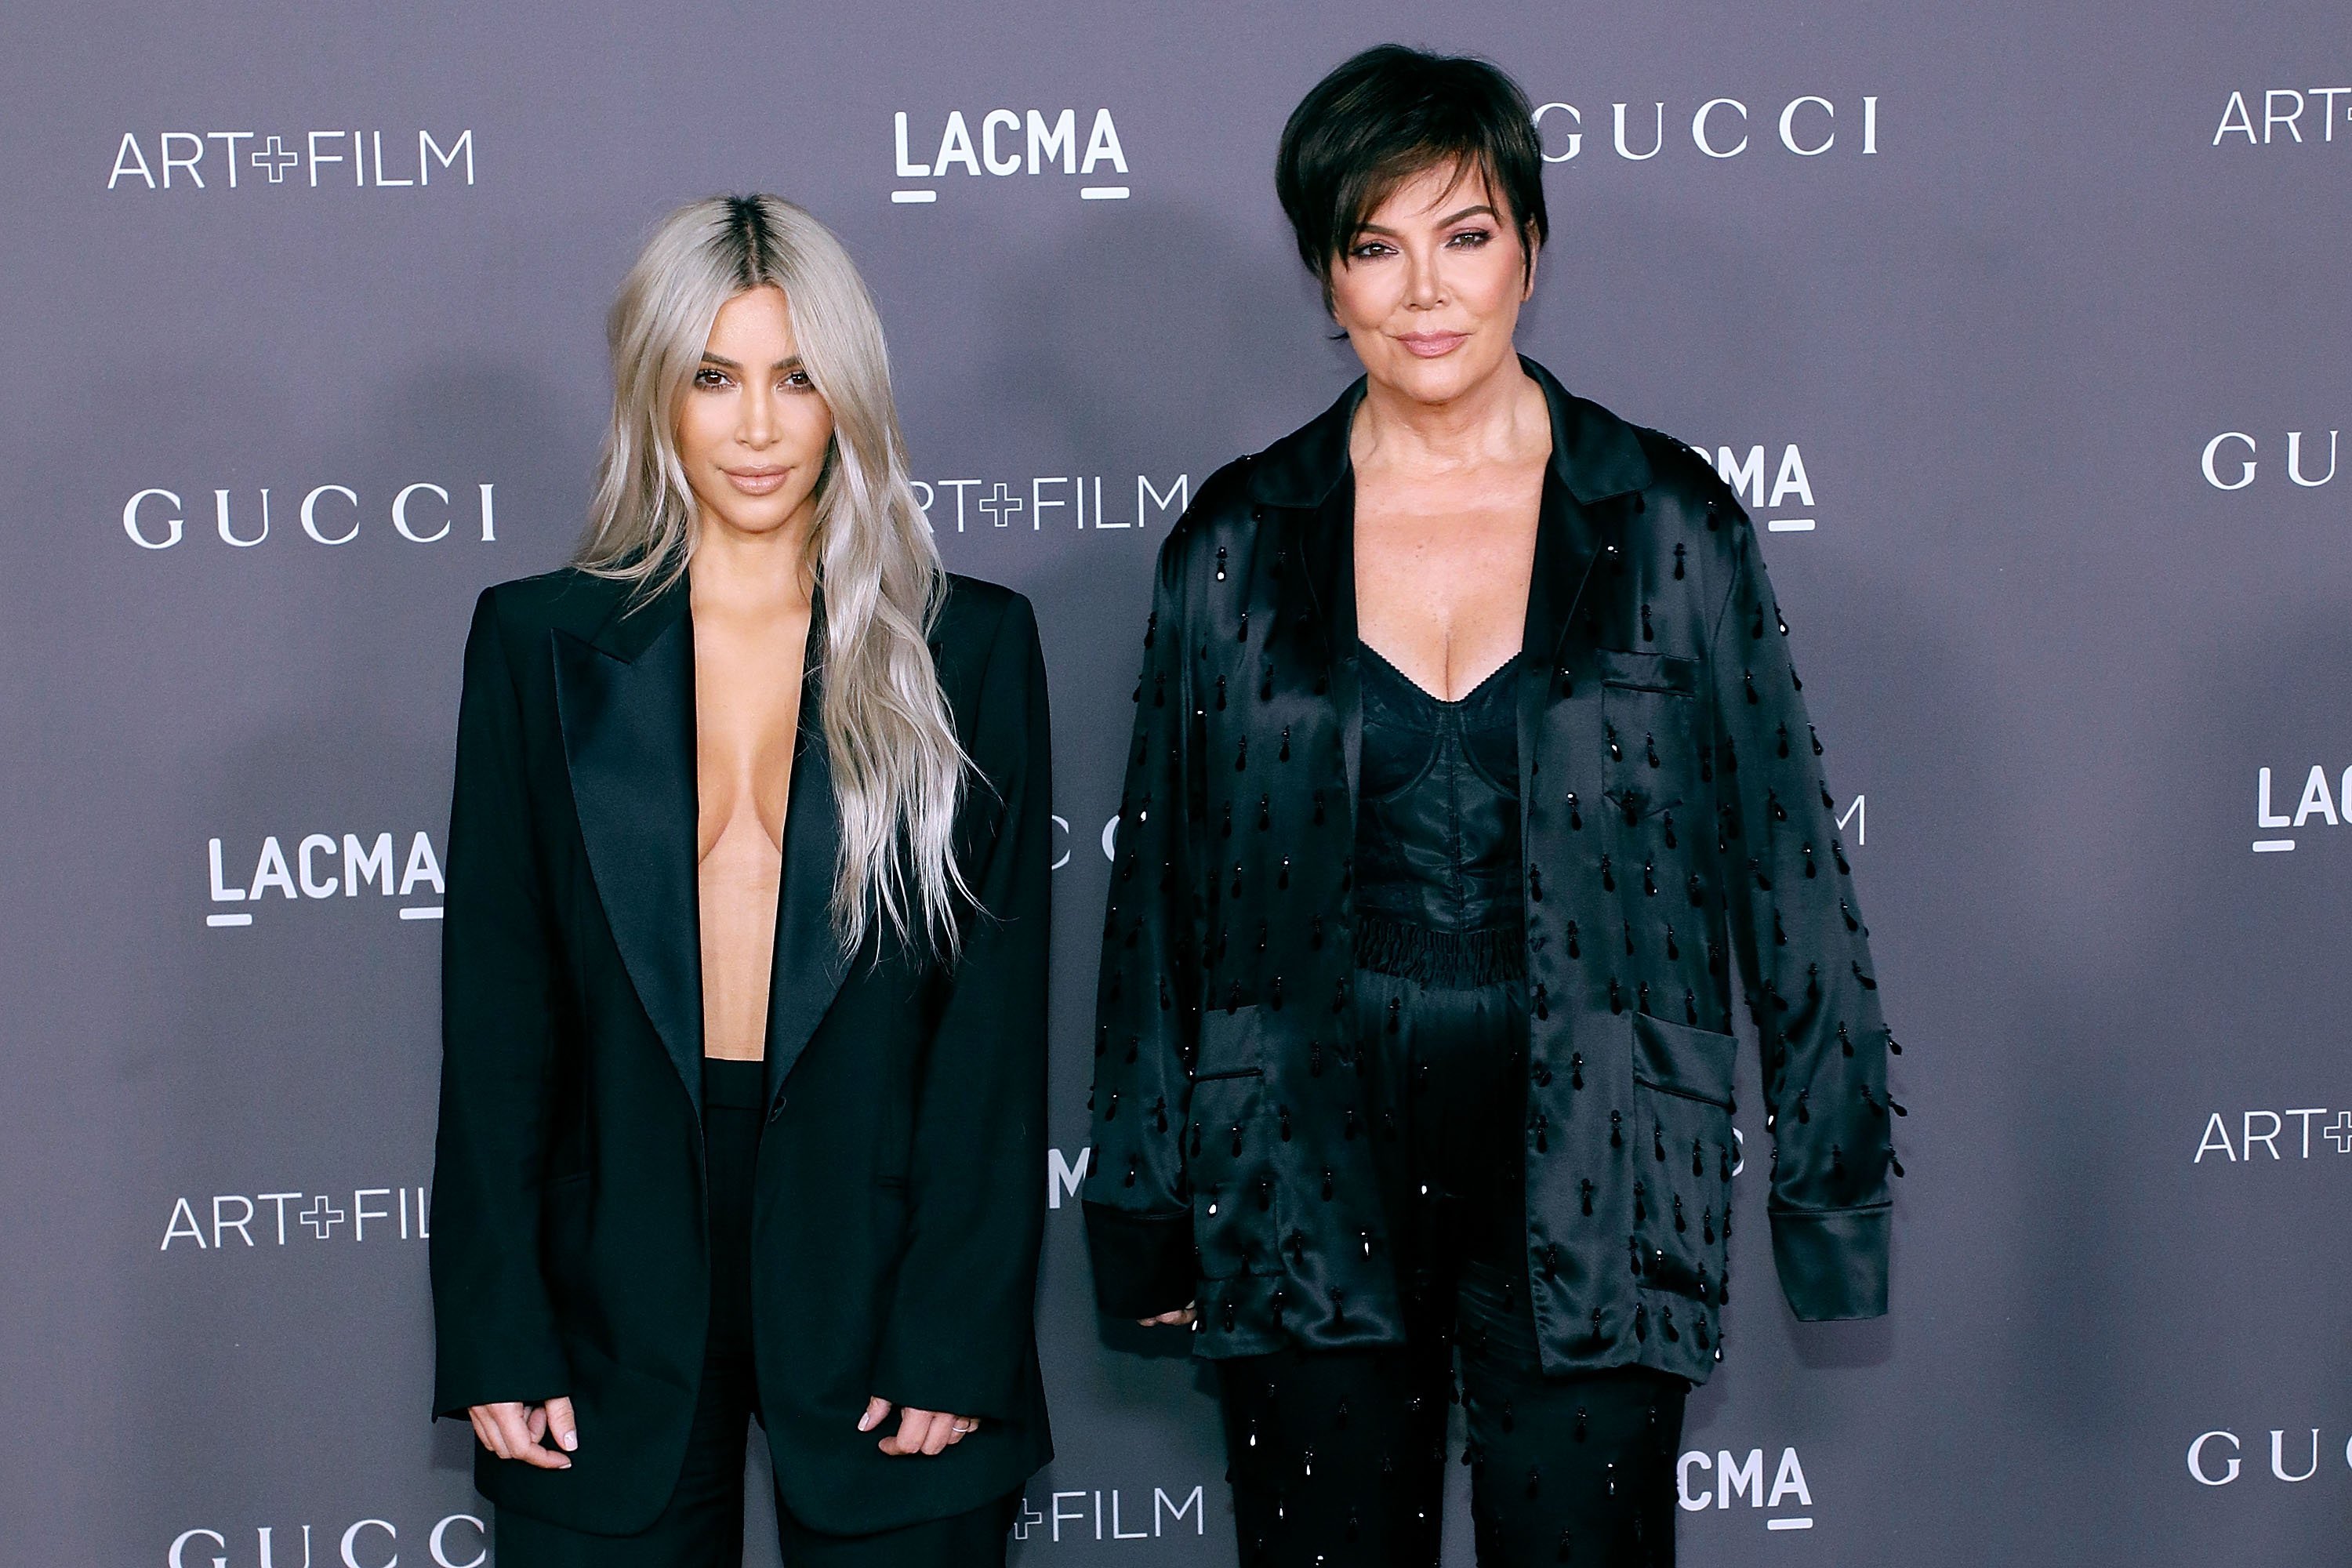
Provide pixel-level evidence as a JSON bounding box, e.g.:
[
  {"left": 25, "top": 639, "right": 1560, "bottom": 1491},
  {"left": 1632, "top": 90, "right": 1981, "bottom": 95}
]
[{"left": 1352, "top": 645, "right": 1526, "bottom": 985}]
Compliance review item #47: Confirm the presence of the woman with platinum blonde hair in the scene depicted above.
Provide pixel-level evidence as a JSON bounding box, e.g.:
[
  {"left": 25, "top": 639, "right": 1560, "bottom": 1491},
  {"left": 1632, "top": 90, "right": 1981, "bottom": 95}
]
[{"left": 430, "top": 194, "right": 1053, "bottom": 1566}]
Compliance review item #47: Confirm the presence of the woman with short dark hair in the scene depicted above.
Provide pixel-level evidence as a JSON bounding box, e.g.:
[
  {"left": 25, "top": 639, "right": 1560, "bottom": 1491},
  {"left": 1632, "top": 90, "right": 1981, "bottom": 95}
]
[{"left": 1084, "top": 46, "right": 1898, "bottom": 1566}]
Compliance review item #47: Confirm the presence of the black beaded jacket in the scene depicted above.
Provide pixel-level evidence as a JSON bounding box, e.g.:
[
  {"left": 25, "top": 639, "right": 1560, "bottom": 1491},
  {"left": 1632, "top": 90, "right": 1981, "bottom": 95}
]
[{"left": 1082, "top": 359, "right": 1896, "bottom": 1385}]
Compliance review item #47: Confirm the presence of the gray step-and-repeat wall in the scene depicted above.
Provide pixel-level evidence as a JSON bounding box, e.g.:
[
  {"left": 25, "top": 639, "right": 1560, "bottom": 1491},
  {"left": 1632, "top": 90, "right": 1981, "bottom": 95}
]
[{"left": 2, "top": 2, "right": 2343, "bottom": 1563}]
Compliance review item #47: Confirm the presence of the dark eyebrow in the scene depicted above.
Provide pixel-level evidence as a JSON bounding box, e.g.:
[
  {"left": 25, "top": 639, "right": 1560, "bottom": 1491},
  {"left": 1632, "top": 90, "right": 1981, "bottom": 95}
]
[
  {"left": 696, "top": 353, "right": 805, "bottom": 372},
  {"left": 1356, "top": 203, "right": 1499, "bottom": 238}
]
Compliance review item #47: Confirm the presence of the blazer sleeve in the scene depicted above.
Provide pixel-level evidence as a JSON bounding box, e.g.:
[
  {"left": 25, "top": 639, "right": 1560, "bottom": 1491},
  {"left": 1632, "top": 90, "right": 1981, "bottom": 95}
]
[
  {"left": 868, "top": 593, "right": 1052, "bottom": 1421},
  {"left": 429, "top": 588, "right": 570, "bottom": 1414},
  {"left": 1706, "top": 506, "right": 1897, "bottom": 1322},
  {"left": 1080, "top": 535, "right": 1204, "bottom": 1318}
]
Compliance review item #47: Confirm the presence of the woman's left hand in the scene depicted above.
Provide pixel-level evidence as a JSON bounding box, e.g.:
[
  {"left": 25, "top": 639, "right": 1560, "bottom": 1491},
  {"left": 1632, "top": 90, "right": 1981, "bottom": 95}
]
[{"left": 859, "top": 1396, "right": 979, "bottom": 1456}]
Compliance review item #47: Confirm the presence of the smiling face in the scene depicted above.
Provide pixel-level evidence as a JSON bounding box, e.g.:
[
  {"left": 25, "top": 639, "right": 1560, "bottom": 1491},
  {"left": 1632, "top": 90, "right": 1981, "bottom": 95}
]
[
  {"left": 1327, "top": 160, "right": 1536, "bottom": 407},
  {"left": 674, "top": 283, "right": 837, "bottom": 545}
]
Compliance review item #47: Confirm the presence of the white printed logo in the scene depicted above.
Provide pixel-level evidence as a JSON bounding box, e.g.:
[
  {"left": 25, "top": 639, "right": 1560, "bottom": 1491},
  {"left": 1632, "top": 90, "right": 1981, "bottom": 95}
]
[
  {"left": 2212, "top": 89, "right": 2352, "bottom": 147},
  {"left": 892, "top": 110, "right": 1131, "bottom": 204},
  {"left": 1011, "top": 1486, "right": 1206, "bottom": 1542},
  {"left": 1688, "top": 443, "right": 1820, "bottom": 533},
  {"left": 2188, "top": 1428, "right": 2352, "bottom": 1486},
  {"left": 1532, "top": 96, "right": 1881, "bottom": 163},
  {"left": 2193, "top": 1109, "right": 2352, "bottom": 1163},
  {"left": 1677, "top": 1446, "right": 1816, "bottom": 1530},
  {"left": 162, "top": 1186, "right": 431, "bottom": 1251},
  {"left": 109, "top": 130, "right": 475, "bottom": 191},
  {"left": 2200, "top": 430, "right": 2339, "bottom": 492},
  {"left": 124, "top": 484, "right": 499, "bottom": 550},
  {"left": 913, "top": 473, "right": 1188, "bottom": 534},
  {"left": 170, "top": 1515, "right": 485, "bottom": 1568},
  {"left": 2250, "top": 766, "right": 2350, "bottom": 853},
  {"left": 206, "top": 832, "right": 445, "bottom": 928}
]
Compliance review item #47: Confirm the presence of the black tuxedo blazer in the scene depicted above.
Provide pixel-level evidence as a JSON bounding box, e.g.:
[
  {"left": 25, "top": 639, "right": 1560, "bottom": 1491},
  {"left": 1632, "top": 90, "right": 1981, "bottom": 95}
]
[
  {"left": 1083, "top": 360, "right": 1896, "bottom": 1386},
  {"left": 429, "top": 565, "right": 1052, "bottom": 1537}
]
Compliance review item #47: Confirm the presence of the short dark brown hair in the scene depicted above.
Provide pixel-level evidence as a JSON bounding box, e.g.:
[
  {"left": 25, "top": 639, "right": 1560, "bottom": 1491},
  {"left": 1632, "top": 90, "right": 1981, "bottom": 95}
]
[{"left": 1275, "top": 45, "right": 1548, "bottom": 308}]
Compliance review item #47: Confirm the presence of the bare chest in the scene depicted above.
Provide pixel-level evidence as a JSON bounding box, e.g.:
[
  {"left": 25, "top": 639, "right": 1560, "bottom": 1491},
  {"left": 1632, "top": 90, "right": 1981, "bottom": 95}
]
[
  {"left": 1352, "top": 461, "right": 1545, "bottom": 698},
  {"left": 692, "top": 607, "right": 808, "bottom": 1060},
  {"left": 693, "top": 613, "right": 808, "bottom": 861}
]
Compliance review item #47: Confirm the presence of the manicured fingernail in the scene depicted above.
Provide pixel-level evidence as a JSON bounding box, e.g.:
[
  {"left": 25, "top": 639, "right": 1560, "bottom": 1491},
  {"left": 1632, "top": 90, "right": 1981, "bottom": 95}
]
[{"left": 559, "top": 1432, "right": 576, "bottom": 1452}]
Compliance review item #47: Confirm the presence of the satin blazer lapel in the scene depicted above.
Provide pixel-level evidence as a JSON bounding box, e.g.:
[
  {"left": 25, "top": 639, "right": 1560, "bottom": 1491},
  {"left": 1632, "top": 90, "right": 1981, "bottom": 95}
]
[
  {"left": 1515, "top": 469, "right": 1609, "bottom": 807},
  {"left": 762, "top": 596, "right": 850, "bottom": 1116},
  {"left": 1290, "top": 474, "right": 1363, "bottom": 811},
  {"left": 552, "top": 580, "right": 704, "bottom": 1119}
]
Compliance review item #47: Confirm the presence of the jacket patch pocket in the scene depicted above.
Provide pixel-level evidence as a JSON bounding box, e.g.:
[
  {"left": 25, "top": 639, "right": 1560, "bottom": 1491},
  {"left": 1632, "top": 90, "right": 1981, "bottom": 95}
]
[
  {"left": 1190, "top": 1005, "right": 1279, "bottom": 1279},
  {"left": 1598, "top": 650, "right": 1700, "bottom": 823},
  {"left": 1628, "top": 1012, "right": 1736, "bottom": 1306},
  {"left": 1598, "top": 648, "right": 1700, "bottom": 699}
]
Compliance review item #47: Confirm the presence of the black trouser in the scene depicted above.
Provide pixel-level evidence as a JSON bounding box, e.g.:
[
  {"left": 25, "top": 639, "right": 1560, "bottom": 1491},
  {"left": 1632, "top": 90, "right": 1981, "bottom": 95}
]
[
  {"left": 495, "top": 1058, "right": 1013, "bottom": 1568},
  {"left": 1210, "top": 964, "right": 1687, "bottom": 1567},
  {"left": 1216, "top": 1312, "right": 1686, "bottom": 1566}
]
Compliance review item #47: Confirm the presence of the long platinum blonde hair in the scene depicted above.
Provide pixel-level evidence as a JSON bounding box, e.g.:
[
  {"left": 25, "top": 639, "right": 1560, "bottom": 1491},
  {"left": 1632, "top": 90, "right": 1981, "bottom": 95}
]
[{"left": 578, "top": 194, "right": 971, "bottom": 958}]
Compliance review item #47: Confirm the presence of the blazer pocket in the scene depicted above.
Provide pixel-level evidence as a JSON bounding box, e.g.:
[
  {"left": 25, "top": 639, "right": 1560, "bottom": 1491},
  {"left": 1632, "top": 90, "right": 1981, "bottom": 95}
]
[
  {"left": 1631, "top": 1011, "right": 1735, "bottom": 1108},
  {"left": 1628, "top": 1012, "right": 1737, "bottom": 1307},
  {"left": 1195, "top": 1002, "right": 1263, "bottom": 1079},
  {"left": 1598, "top": 648, "right": 1700, "bottom": 698},
  {"left": 1189, "top": 1005, "right": 1278, "bottom": 1279},
  {"left": 1599, "top": 649, "right": 1700, "bottom": 822}
]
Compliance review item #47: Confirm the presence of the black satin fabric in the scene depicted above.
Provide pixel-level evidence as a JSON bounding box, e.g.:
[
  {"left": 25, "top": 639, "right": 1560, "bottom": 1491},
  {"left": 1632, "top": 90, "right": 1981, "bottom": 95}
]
[
  {"left": 1249, "top": 666, "right": 1695, "bottom": 1565},
  {"left": 1356, "top": 966, "right": 1529, "bottom": 1297},
  {"left": 1352, "top": 644, "right": 1530, "bottom": 1274},
  {"left": 1354, "top": 644, "right": 1526, "bottom": 990},
  {"left": 1215, "top": 1347, "right": 1686, "bottom": 1567},
  {"left": 1083, "top": 359, "right": 1900, "bottom": 1381}
]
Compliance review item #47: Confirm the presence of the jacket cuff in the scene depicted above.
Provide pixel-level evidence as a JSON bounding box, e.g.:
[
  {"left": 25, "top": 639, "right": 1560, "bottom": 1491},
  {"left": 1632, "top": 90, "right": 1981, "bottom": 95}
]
[
  {"left": 432, "top": 1322, "right": 570, "bottom": 1419},
  {"left": 430, "top": 1298, "right": 567, "bottom": 1420},
  {"left": 1083, "top": 1203, "right": 1196, "bottom": 1319},
  {"left": 1769, "top": 1203, "right": 1890, "bottom": 1321},
  {"left": 870, "top": 1332, "right": 1026, "bottom": 1425}
]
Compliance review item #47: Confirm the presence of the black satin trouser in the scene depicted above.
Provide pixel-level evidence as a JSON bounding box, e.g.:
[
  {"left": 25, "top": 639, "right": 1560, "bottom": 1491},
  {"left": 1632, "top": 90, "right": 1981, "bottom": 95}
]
[
  {"left": 1214, "top": 966, "right": 1687, "bottom": 1567},
  {"left": 495, "top": 1059, "right": 1014, "bottom": 1568}
]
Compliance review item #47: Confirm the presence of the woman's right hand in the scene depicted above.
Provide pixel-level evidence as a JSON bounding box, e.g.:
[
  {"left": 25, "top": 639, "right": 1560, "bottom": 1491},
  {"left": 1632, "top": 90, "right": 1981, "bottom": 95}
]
[
  {"left": 468, "top": 1398, "right": 578, "bottom": 1469},
  {"left": 1137, "top": 1303, "right": 1197, "bottom": 1327}
]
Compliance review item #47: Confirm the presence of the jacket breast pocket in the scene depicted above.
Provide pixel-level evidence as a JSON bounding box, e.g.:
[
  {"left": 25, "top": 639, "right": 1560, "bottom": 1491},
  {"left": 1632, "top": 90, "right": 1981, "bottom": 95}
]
[
  {"left": 1599, "top": 649, "right": 1701, "bottom": 825},
  {"left": 1628, "top": 1011, "right": 1736, "bottom": 1306},
  {"left": 1189, "top": 1004, "right": 1280, "bottom": 1279}
]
